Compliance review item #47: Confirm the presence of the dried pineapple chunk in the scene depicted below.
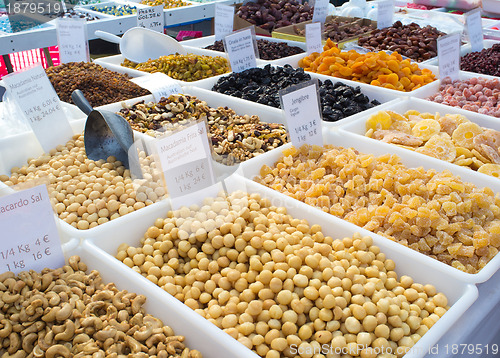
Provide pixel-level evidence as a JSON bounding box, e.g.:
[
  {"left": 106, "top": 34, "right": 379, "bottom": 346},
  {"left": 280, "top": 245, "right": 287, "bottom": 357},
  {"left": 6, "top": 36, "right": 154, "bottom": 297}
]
[
  {"left": 422, "top": 135, "right": 456, "bottom": 162},
  {"left": 366, "top": 111, "right": 392, "bottom": 131},
  {"left": 452, "top": 122, "right": 483, "bottom": 149}
]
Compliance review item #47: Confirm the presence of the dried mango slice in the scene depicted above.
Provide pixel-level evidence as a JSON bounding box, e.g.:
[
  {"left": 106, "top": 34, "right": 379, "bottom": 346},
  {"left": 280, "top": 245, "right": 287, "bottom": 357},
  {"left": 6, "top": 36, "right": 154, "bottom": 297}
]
[
  {"left": 452, "top": 122, "right": 483, "bottom": 149},
  {"left": 412, "top": 119, "right": 441, "bottom": 141},
  {"left": 423, "top": 135, "right": 456, "bottom": 162},
  {"left": 386, "top": 110, "right": 406, "bottom": 122},
  {"left": 471, "top": 149, "right": 490, "bottom": 164},
  {"left": 454, "top": 157, "right": 474, "bottom": 167},
  {"left": 478, "top": 164, "right": 500, "bottom": 178},
  {"left": 366, "top": 111, "right": 392, "bottom": 131}
]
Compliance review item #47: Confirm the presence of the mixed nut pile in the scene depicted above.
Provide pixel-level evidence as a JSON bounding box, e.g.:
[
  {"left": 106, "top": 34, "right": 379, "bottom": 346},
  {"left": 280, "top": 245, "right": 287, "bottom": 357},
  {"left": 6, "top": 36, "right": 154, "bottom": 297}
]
[{"left": 117, "top": 94, "right": 288, "bottom": 165}]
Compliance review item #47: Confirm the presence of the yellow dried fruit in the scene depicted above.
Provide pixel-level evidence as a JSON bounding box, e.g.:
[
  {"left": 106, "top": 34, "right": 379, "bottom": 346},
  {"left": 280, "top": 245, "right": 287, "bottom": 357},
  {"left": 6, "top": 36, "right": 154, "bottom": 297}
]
[
  {"left": 412, "top": 119, "right": 441, "bottom": 141},
  {"left": 452, "top": 122, "right": 483, "bottom": 149},
  {"left": 478, "top": 164, "right": 500, "bottom": 178},
  {"left": 366, "top": 111, "right": 392, "bottom": 131},
  {"left": 422, "top": 135, "right": 456, "bottom": 162}
]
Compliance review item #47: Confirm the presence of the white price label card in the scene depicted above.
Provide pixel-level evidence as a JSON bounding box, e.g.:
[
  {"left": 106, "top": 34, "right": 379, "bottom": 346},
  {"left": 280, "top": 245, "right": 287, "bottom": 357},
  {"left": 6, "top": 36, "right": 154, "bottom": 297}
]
[
  {"left": 131, "top": 73, "right": 183, "bottom": 102},
  {"left": 438, "top": 33, "right": 460, "bottom": 81},
  {"left": 306, "top": 22, "right": 323, "bottom": 54},
  {"left": 0, "top": 185, "right": 65, "bottom": 274},
  {"left": 224, "top": 28, "right": 258, "bottom": 73},
  {"left": 465, "top": 8, "right": 483, "bottom": 52},
  {"left": 56, "top": 18, "right": 89, "bottom": 63},
  {"left": 312, "top": 0, "right": 329, "bottom": 24},
  {"left": 2, "top": 65, "right": 73, "bottom": 152},
  {"left": 280, "top": 80, "right": 323, "bottom": 147},
  {"left": 137, "top": 5, "right": 165, "bottom": 33},
  {"left": 154, "top": 121, "right": 216, "bottom": 207},
  {"left": 215, "top": 3, "right": 235, "bottom": 41},
  {"left": 377, "top": 0, "right": 394, "bottom": 30}
]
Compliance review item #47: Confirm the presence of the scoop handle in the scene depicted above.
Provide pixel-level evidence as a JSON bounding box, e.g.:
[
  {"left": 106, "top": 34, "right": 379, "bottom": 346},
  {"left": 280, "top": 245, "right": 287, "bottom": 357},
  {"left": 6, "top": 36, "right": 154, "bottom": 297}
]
[
  {"left": 94, "top": 30, "right": 122, "bottom": 44},
  {"left": 71, "top": 90, "right": 94, "bottom": 115}
]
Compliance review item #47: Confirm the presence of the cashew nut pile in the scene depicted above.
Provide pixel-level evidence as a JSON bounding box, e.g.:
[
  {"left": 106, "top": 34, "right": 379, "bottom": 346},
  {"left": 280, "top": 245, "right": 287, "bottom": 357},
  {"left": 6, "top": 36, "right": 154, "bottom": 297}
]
[{"left": 0, "top": 256, "right": 202, "bottom": 358}]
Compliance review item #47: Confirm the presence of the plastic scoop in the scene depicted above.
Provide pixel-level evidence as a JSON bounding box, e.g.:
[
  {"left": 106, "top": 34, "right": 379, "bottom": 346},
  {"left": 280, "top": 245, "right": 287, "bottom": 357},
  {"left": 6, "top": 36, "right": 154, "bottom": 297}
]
[
  {"left": 95, "top": 27, "right": 187, "bottom": 63},
  {"left": 70, "top": 90, "right": 141, "bottom": 177}
]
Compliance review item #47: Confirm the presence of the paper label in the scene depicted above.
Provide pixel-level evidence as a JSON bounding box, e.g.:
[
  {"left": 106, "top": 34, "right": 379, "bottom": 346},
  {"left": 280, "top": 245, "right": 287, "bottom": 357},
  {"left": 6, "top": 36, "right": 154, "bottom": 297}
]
[
  {"left": 131, "top": 73, "right": 183, "bottom": 102},
  {"left": 312, "top": 0, "right": 328, "bottom": 24},
  {"left": 0, "top": 185, "right": 65, "bottom": 274},
  {"left": 377, "top": 0, "right": 394, "bottom": 30},
  {"left": 154, "top": 121, "right": 216, "bottom": 202},
  {"left": 215, "top": 3, "right": 234, "bottom": 41},
  {"left": 306, "top": 22, "right": 323, "bottom": 54},
  {"left": 224, "top": 28, "right": 258, "bottom": 73},
  {"left": 56, "top": 19, "right": 89, "bottom": 63},
  {"left": 280, "top": 81, "right": 323, "bottom": 147},
  {"left": 465, "top": 8, "right": 483, "bottom": 52},
  {"left": 137, "top": 5, "right": 164, "bottom": 33},
  {"left": 438, "top": 33, "right": 460, "bottom": 81},
  {"left": 2, "top": 65, "right": 73, "bottom": 152}
]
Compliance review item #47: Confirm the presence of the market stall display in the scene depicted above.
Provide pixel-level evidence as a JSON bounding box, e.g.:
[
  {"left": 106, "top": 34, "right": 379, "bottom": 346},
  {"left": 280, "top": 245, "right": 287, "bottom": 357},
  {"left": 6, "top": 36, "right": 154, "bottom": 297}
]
[{"left": 0, "top": 2, "right": 499, "bottom": 355}]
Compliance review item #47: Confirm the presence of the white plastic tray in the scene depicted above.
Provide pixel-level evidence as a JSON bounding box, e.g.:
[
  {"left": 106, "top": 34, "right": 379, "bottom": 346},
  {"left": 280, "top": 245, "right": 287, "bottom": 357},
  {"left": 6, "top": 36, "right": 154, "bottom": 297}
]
[
  {"left": 181, "top": 34, "right": 308, "bottom": 67},
  {"left": 425, "top": 39, "right": 499, "bottom": 68},
  {"left": 238, "top": 129, "right": 500, "bottom": 284},
  {"left": 81, "top": 173, "right": 478, "bottom": 358},
  {"left": 188, "top": 63, "right": 405, "bottom": 127},
  {"left": 0, "top": 116, "right": 171, "bottom": 243},
  {"left": 58, "top": 239, "right": 243, "bottom": 358},
  {"left": 93, "top": 46, "right": 231, "bottom": 85},
  {"left": 410, "top": 70, "right": 500, "bottom": 115},
  {"left": 339, "top": 97, "right": 500, "bottom": 133}
]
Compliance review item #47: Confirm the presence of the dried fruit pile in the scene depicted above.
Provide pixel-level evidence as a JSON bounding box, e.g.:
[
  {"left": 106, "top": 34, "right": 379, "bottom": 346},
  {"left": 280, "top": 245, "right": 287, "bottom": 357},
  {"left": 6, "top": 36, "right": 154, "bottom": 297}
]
[{"left": 365, "top": 110, "right": 500, "bottom": 178}]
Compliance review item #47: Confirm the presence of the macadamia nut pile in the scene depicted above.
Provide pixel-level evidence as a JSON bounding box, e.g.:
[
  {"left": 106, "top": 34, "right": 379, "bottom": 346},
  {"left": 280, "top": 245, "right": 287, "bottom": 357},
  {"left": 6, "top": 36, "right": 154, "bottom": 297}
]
[
  {"left": 255, "top": 145, "right": 500, "bottom": 274},
  {"left": 0, "top": 256, "right": 202, "bottom": 357},
  {"left": 0, "top": 134, "right": 165, "bottom": 230},
  {"left": 116, "top": 191, "right": 449, "bottom": 358}
]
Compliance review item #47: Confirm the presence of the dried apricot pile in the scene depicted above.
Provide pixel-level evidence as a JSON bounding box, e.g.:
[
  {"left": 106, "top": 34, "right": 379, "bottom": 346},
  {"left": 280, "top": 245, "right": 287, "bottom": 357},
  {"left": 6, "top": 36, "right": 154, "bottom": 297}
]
[
  {"left": 298, "top": 39, "right": 436, "bottom": 92},
  {"left": 254, "top": 145, "right": 500, "bottom": 274},
  {"left": 365, "top": 110, "right": 500, "bottom": 178}
]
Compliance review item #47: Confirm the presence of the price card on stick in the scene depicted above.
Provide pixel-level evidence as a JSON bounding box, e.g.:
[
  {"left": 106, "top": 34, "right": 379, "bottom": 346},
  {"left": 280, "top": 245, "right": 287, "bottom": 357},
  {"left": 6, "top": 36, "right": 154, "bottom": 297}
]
[
  {"left": 2, "top": 65, "right": 73, "bottom": 153},
  {"left": 215, "top": 3, "right": 235, "bottom": 41},
  {"left": 437, "top": 33, "right": 460, "bottom": 81},
  {"left": 0, "top": 185, "right": 65, "bottom": 274},
  {"left": 312, "top": 0, "right": 329, "bottom": 24},
  {"left": 56, "top": 19, "right": 89, "bottom": 63},
  {"left": 377, "top": 0, "right": 394, "bottom": 30},
  {"left": 306, "top": 22, "right": 323, "bottom": 54},
  {"left": 131, "top": 73, "right": 183, "bottom": 102},
  {"left": 279, "top": 80, "right": 323, "bottom": 147},
  {"left": 465, "top": 8, "right": 483, "bottom": 52},
  {"left": 153, "top": 121, "right": 219, "bottom": 209},
  {"left": 223, "top": 27, "right": 258, "bottom": 73},
  {"left": 137, "top": 5, "right": 165, "bottom": 33}
]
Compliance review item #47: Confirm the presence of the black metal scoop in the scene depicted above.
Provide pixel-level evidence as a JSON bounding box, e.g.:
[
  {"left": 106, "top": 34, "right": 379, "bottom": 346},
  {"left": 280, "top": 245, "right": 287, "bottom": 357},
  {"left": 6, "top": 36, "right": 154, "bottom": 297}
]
[{"left": 71, "top": 90, "right": 141, "bottom": 176}]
